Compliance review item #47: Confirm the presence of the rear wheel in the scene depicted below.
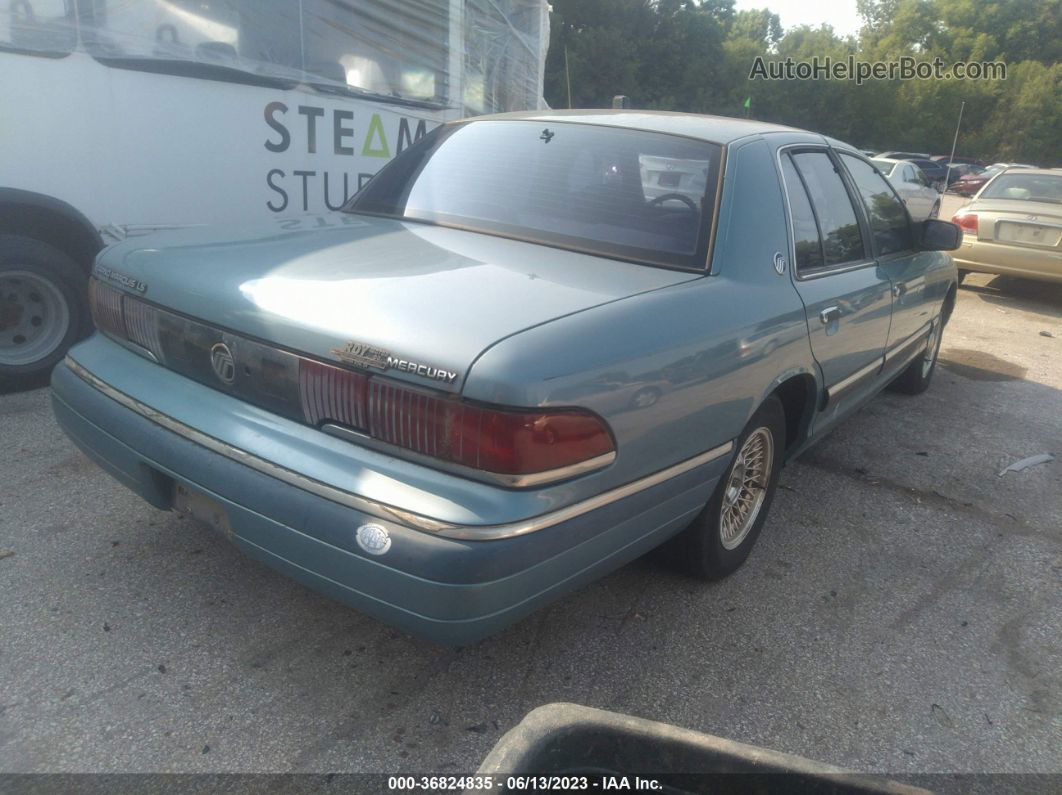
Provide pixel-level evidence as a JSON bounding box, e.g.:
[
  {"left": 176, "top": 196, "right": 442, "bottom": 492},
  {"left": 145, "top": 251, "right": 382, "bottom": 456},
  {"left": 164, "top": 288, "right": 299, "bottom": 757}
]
[
  {"left": 957, "top": 269, "right": 969, "bottom": 284},
  {"left": 888, "top": 318, "right": 943, "bottom": 395},
  {"left": 668, "top": 396, "right": 785, "bottom": 580},
  {"left": 929, "top": 200, "right": 941, "bottom": 219},
  {"left": 0, "top": 236, "right": 89, "bottom": 385}
]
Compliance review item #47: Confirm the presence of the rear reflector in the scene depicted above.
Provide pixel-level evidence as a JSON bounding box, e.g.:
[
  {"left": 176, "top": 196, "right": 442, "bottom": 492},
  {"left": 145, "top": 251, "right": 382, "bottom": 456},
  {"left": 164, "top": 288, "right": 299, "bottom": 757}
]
[{"left": 951, "top": 213, "right": 978, "bottom": 234}]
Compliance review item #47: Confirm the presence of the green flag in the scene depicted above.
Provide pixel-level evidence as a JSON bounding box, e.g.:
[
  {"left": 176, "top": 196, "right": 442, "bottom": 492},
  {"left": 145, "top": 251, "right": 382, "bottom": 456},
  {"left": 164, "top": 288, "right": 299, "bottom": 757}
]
[{"left": 743, "top": 96, "right": 751, "bottom": 109}]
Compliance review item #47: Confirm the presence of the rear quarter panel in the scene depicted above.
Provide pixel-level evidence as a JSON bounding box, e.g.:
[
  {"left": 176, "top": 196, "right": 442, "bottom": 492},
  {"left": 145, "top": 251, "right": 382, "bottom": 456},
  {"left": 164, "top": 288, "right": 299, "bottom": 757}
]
[{"left": 464, "top": 136, "right": 818, "bottom": 496}]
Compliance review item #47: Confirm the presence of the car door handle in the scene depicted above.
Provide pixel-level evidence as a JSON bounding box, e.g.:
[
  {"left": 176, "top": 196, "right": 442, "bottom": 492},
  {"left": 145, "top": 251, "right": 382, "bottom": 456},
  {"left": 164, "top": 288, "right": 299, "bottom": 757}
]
[
  {"left": 893, "top": 282, "right": 907, "bottom": 298},
  {"left": 819, "top": 306, "right": 841, "bottom": 325}
]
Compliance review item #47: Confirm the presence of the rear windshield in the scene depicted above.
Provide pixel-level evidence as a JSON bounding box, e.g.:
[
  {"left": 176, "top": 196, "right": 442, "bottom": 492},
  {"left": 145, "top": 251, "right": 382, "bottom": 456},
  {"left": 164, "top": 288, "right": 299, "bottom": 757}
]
[
  {"left": 871, "top": 159, "right": 895, "bottom": 174},
  {"left": 980, "top": 173, "right": 1062, "bottom": 203},
  {"left": 346, "top": 120, "right": 722, "bottom": 270}
]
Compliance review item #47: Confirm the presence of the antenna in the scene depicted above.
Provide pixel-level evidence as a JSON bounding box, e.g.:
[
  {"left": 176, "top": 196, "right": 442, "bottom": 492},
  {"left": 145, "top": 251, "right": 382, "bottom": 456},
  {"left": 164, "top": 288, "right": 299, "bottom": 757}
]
[{"left": 945, "top": 101, "right": 966, "bottom": 192}]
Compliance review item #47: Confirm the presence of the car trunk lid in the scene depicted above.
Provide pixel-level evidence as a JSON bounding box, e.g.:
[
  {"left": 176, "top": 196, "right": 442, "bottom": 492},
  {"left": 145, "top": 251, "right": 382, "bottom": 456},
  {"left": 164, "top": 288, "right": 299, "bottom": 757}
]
[
  {"left": 966, "top": 201, "right": 1062, "bottom": 248},
  {"left": 104, "top": 215, "right": 701, "bottom": 393}
]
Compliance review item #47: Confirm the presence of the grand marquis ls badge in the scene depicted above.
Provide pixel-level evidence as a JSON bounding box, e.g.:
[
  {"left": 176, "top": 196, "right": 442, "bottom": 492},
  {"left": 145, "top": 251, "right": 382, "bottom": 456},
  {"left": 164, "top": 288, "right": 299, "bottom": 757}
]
[{"left": 331, "top": 340, "right": 458, "bottom": 384}]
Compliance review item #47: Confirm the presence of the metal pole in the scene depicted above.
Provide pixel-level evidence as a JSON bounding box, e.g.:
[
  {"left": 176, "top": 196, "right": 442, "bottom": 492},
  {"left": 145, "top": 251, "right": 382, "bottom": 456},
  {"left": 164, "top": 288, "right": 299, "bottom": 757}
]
[
  {"left": 945, "top": 100, "right": 965, "bottom": 192},
  {"left": 564, "top": 44, "right": 573, "bottom": 109}
]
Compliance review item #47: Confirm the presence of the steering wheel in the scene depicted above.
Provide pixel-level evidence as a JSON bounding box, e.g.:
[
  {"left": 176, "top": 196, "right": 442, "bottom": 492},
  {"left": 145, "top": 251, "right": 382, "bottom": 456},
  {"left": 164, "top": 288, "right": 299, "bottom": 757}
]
[{"left": 648, "top": 192, "right": 698, "bottom": 212}]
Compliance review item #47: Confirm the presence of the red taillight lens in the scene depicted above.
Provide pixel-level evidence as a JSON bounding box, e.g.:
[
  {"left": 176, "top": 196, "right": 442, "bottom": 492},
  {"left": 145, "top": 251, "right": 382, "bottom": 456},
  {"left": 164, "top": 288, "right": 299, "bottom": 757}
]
[
  {"left": 951, "top": 213, "right": 977, "bottom": 234},
  {"left": 301, "top": 361, "right": 615, "bottom": 479},
  {"left": 367, "top": 378, "right": 613, "bottom": 476}
]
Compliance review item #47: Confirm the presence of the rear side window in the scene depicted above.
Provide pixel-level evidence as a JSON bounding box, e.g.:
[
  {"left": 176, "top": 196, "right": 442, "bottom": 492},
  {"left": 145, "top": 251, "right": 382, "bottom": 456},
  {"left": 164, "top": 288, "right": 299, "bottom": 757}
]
[
  {"left": 790, "top": 151, "right": 866, "bottom": 267},
  {"left": 840, "top": 154, "right": 914, "bottom": 256},
  {"left": 780, "top": 156, "right": 824, "bottom": 271}
]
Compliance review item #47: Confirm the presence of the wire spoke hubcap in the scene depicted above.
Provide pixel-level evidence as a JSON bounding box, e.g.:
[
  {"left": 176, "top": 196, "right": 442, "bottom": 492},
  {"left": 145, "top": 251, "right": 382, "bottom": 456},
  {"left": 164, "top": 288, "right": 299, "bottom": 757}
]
[
  {"left": 719, "top": 427, "right": 774, "bottom": 550},
  {"left": 0, "top": 271, "right": 71, "bottom": 367}
]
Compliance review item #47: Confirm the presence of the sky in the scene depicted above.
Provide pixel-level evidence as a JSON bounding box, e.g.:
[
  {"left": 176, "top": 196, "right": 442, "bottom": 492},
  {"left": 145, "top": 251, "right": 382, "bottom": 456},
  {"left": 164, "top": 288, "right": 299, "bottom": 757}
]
[{"left": 734, "top": 0, "right": 865, "bottom": 38}]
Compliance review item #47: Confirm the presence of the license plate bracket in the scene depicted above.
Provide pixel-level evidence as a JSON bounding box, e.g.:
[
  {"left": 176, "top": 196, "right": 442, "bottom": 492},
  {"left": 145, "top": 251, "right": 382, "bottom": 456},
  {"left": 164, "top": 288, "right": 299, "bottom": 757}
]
[{"left": 174, "top": 483, "right": 233, "bottom": 539}]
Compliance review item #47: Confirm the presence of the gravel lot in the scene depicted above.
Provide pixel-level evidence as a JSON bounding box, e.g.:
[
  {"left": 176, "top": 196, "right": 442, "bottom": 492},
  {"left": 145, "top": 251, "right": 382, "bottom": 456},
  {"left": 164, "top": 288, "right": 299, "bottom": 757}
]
[{"left": 1, "top": 264, "right": 1059, "bottom": 780}]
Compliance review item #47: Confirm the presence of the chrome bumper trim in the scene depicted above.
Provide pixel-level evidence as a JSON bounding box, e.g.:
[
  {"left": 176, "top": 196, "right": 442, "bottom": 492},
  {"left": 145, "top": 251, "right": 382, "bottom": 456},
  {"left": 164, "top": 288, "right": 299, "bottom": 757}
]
[{"left": 63, "top": 357, "right": 732, "bottom": 541}]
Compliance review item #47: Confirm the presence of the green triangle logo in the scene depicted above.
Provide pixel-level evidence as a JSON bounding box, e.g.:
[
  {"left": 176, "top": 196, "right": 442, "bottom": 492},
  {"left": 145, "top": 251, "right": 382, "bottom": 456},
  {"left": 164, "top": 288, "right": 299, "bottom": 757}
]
[{"left": 362, "top": 114, "right": 391, "bottom": 158}]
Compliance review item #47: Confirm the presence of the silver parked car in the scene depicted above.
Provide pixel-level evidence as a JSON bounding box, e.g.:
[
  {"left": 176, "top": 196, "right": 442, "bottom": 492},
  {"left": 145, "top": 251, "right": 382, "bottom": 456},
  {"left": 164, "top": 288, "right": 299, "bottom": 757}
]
[{"left": 871, "top": 158, "right": 942, "bottom": 220}]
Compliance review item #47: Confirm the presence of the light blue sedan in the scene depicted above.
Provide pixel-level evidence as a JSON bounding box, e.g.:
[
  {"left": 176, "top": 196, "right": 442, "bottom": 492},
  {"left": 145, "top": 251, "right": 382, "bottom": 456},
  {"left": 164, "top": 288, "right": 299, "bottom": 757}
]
[{"left": 51, "top": 111, "right": 961, "bottom": 644}]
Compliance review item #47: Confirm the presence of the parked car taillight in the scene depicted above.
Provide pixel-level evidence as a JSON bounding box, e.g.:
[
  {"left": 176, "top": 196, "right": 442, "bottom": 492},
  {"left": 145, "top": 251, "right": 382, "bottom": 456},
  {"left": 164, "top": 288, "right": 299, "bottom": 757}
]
[{"left": 951, "top": 213, "right": 978, "bottom": 234}]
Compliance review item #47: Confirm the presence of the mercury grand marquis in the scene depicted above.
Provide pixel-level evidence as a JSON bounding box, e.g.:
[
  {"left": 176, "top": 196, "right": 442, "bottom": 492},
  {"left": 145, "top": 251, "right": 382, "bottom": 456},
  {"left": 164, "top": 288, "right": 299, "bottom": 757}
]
[{"left": 51, "top": 111, "right": 962, "bottom": 644}]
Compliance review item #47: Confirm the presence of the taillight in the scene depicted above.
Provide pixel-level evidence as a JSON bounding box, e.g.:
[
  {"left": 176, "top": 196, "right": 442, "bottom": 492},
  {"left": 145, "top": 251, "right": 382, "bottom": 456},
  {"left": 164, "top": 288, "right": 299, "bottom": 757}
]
[
  {"left": 88, "top": 278, "right": 124, "bottom": 337},
  {"left": 367, "top": 379, "right": 614, "bottom": 476},
  {"left": 951, "top": 213, "right": 977, "bottom": 234},
  {"left": 300, "top": 359, "right": 369, "bottom": 428},
  {"left": 300, "top": 359, "right": 615, "bottom": 481},
  {"left": 88, "top": 278, "right": 164, "bottom": 361}
]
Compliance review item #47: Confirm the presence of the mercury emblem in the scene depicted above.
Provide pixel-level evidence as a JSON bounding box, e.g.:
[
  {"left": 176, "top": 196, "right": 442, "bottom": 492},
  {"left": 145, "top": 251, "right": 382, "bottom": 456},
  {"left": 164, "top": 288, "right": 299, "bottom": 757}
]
[{"left": 210, "top": 342, "right": 236, "bottom": 385}]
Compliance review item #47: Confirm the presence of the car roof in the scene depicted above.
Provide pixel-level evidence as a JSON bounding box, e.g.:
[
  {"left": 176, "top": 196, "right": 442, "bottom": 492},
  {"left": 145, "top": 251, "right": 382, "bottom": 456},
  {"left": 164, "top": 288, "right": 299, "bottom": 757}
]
[
  {"left": 992, "top": 168, "right": 1060, "bottom": 177},
  {"left": 466, "top": 109, "right": 808, "bottom": 144}
]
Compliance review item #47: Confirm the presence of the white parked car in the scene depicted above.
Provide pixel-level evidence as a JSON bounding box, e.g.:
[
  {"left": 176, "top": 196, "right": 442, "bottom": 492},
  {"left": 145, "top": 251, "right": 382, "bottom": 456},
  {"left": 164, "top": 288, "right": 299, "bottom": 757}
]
[{"left": 871, "top": 158, "right": 942, "bottom": 220}]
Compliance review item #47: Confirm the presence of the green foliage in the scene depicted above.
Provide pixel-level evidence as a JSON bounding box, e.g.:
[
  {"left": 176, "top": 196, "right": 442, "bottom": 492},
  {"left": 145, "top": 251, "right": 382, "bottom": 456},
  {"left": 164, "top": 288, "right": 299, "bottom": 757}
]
[{"left": 543, "top": 0, "right": 1061, "bottom": 164}]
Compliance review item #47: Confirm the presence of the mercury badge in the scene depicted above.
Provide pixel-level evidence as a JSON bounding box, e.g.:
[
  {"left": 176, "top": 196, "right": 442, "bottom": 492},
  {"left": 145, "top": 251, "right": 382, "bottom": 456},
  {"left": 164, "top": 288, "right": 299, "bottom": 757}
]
[
  {"left": 210, "top": 342, "right": 237, "bottom": 385},
  {"left": 332, "top": 339, "right": 458, "bottom": 384},
  {"left": 356, "top": 523, "right": 391, "bottom": 556}
]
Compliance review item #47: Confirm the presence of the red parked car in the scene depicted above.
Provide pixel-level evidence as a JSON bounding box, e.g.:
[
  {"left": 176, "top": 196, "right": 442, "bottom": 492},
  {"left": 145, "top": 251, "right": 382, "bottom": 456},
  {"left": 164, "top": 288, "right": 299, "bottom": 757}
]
[{"left": 951, "top": 163, "right": 1035, "bottom": 196}]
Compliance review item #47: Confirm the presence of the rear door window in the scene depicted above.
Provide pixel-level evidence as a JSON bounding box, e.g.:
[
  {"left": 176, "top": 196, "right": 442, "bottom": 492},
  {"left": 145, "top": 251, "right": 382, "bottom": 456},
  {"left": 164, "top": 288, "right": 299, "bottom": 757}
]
[
  {"left": 780, "top": 155, "right": 825, "bottom": 271},
  {"left": 790, "top": 151, "right": 866, "bottom": 268}
]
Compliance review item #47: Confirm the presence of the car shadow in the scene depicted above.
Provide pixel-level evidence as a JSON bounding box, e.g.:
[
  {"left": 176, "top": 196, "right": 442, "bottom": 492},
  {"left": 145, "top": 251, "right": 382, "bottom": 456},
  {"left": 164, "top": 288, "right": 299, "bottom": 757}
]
[
  {"left": 937, "top": 348, "right": 1027, "bottom": 381},
  {"left": 0, "top": 370, "right": 50, "bottom": 395},
  {"left": 961, "top": 275, "right": 1062, "bottom": 319}
]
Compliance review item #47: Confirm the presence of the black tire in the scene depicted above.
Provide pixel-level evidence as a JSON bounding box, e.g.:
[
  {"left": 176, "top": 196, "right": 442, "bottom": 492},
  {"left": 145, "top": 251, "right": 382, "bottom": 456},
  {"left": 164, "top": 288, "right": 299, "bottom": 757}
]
[
  {"left": 957, "top": 269, "right": 969, "bottom": 284},
  {"left": 888, "top": 319, "right": 943, "bottom": 395},
  {"left": 0, "top": 235, "right": 90, "bottom": 385},
  {"left": 929, "top": 200, "right": 941, "bottom": 219},
  {"left": 668, "top": 396, "right": 786, "bottom": 580}
]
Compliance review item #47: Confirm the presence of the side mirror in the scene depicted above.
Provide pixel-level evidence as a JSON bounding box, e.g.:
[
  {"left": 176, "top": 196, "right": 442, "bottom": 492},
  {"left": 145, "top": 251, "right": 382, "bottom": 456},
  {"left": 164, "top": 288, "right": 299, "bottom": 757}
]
[{"left": 920, "top": 219, "right": 961, "bottom": 251}]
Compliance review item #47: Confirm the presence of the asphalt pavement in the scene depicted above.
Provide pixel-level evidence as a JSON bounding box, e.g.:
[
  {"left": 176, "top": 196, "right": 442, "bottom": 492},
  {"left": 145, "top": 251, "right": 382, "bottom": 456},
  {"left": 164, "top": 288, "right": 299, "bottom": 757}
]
[{"left": 1, "top": 269, "right": 1059, "bottom": 779}]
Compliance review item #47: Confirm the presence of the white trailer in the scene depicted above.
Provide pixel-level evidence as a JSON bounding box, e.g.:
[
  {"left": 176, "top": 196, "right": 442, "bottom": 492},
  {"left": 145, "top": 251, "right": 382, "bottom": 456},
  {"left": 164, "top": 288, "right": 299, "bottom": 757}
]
[{"left": 0, "top": 0, "right": 549, "bottom": 381}]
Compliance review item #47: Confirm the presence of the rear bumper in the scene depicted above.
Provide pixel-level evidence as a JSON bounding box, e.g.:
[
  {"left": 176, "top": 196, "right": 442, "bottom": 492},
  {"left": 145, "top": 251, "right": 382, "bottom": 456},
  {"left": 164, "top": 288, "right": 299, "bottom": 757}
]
[
  {"left": 51, "top": 355, "right": 725, "bottom": 645},
  {"left": 953, "top": 239, "right": 1062, "bottom": 284}
]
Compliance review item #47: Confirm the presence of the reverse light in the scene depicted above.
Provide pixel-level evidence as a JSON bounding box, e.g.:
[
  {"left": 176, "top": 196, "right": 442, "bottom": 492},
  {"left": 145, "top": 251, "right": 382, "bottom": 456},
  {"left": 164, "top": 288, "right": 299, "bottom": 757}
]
[{"left": 951, "top": 213, "right": 978, "bottom": 235}]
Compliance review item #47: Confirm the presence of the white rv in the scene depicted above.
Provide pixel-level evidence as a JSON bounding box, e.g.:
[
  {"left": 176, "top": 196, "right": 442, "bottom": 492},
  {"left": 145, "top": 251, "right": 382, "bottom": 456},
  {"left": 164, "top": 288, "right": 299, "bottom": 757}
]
[{"left": 0, "top": 0, "right": 549, "bottom": 381}]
